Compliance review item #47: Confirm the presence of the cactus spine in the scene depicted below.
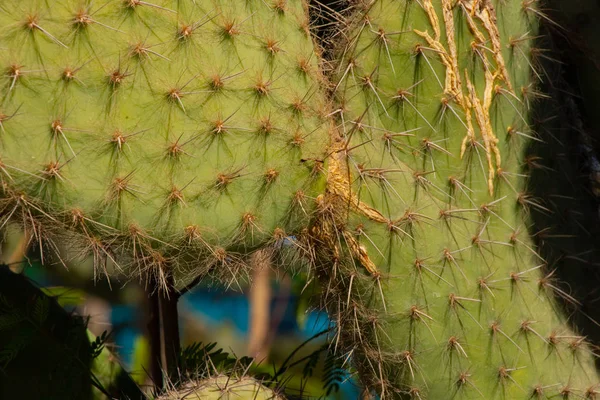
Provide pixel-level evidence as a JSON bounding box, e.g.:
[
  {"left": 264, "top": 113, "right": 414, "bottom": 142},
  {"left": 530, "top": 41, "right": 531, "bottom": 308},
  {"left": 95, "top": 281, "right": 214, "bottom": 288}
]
[
  {"left": 0, "top": 0, "right": 328, "bottom": 289},
  {"left": 157, "top": 375, "right": 283, "bottom": 400},
  {"left": 0, "top": 0, "right": 600, "bottom": 398},
  {"left": 310, "top": 0, "right": 600, "bottom": 398}
]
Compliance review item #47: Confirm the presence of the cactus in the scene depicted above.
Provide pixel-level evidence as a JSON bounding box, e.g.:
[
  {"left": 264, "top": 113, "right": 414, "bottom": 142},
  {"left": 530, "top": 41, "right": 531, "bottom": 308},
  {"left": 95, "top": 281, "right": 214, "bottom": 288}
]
[
  {"left": 0, "top": 0, "right": 331, "bottom": 393},
  {"left": 1, "top": 0, "right": 600, "bottom": 398},
  {"left": 157, "top": 375, "right": 283, "bottom": 400},
  {"left": 0, "top": 0, "right": 328, "bottom": 289},
  {"left": 308, "top": 0, "right": 600, "bottom": 398}
]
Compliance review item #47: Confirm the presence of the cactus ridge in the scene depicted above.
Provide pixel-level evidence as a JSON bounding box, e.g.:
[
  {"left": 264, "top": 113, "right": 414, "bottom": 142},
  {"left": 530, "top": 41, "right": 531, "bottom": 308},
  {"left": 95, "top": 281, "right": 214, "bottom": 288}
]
[
  {"left": 309, "top": 0, "right": 600, "bottom": 398},
  {"left": 0, "top": 0, "right": 329, "bottom": 289}
]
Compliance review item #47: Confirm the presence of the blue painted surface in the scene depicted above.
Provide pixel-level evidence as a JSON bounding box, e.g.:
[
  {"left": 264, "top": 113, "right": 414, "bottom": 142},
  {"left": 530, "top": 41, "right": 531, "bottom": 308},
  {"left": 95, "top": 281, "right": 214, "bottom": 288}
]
[
  {"left": 180, "top": 286, "right": 362, "bottom": 400},
  {"left": 110, "top": 305, "right": 139, "bottom": 367}
]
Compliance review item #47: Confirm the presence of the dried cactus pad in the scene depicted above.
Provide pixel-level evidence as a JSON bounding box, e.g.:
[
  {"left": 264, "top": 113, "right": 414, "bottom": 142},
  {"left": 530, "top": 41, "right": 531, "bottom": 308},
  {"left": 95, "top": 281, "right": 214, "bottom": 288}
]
[{"left": 0, "top": 0, "right": 328, "bottom": 284}]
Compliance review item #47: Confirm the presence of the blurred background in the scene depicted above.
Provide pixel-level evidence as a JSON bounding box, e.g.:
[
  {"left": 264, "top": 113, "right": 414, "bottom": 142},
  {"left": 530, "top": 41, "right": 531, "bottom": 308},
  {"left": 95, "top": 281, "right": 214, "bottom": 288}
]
[{"left": 1, "top": 228, "right": 363, "bottom": 399}]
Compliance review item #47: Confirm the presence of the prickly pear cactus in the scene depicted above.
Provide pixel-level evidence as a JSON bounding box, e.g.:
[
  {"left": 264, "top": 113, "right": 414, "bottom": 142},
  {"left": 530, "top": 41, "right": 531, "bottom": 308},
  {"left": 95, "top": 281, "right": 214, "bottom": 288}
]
[
  {"left": 311, "top": 0, "right": 600, "bottom": 398},
  {"left": 2, "top": 0, "right": 600, "bottom": 398},
  {"left": 0, "top": 0, "right": 328, "bottom": 287}
]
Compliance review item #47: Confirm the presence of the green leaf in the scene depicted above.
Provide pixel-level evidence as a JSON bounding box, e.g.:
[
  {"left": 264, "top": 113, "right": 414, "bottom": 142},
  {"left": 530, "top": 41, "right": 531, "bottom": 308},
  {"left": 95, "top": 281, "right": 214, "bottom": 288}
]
[
  {"left": 31, "top": 295, "right": 49, "bottom": 325},
  {"left": 40, "top": 287, "right": 87, "bottom": 307},
  {"left": 130, "top": 335, "right": 150, "bottom": 385},
  {"left": 0, "top": 313, "right": 24, "bottom": 331}
]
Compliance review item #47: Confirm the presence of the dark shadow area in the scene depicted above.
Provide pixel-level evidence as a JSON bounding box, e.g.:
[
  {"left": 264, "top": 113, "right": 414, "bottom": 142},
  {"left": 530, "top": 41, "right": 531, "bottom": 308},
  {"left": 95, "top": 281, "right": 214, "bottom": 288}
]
[
  {"left": 308, "top": 0, "right": 351, "bottom": 57},
  {"left": 527, "top": 19, "right": 600, "bottom": 359},
  {"left": 0, "top": 266, "right": 143, "bottom": 400},
  {"left": 0, "top": 266, "right": 95, "bottom": 399}
]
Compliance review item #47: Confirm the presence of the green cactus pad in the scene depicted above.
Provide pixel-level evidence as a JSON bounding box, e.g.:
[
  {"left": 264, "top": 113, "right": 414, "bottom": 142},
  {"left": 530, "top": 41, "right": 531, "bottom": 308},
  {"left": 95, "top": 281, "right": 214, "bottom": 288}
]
[
  {"left": 0, "top": 0, "right": 328, "bottom": 287},
  {"left": 311, "top": 0, "right": 600, "bottom": 397}
]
